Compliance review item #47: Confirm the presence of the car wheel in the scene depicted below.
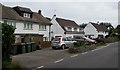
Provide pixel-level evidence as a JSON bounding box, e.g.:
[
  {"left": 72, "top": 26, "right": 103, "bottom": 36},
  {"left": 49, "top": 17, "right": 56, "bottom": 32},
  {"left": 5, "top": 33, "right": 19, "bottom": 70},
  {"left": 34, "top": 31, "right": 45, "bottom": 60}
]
[
  {"left": 52, "top": 47, "right": 56, "bottom": 49},
  {"left": 61, "top": 45, "right": 65, "bottom": 50}
]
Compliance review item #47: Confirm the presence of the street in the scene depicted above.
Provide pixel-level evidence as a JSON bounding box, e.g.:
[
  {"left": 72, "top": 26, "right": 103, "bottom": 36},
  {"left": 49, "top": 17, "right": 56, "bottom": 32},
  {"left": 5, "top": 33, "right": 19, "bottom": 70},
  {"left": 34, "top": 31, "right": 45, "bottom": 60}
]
[{"left": 38, "top": 42, "right": 118, "bottom": 68}]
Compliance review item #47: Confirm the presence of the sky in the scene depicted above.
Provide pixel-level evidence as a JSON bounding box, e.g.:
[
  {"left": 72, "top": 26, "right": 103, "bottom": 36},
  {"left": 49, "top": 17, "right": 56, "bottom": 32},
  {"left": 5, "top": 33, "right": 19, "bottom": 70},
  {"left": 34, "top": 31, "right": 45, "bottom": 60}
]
[{"left": 1, "top": 1, "right": 119, "bottom": 28}]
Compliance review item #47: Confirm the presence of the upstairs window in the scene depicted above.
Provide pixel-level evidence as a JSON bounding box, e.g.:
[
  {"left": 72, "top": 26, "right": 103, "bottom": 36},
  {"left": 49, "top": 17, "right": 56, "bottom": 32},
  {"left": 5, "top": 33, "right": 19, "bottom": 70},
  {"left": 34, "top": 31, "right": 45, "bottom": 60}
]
[
  {"left": 7, "top": 21, "right": 16, "bottom": 27},
  {"left": 39, "top": 25, "right": 47, "bottom": 31},
  {"left": 67, "top": 27, "right": 72, "bottom": 31},
  {"left": 23, "top": 13, "right": 30, "bottom": 18},
  {"left": 74, "top": 28, "right": 78, "bottom": 31},
  {"left": 24, "top": 23, "right": 33, "bottom": 30}
]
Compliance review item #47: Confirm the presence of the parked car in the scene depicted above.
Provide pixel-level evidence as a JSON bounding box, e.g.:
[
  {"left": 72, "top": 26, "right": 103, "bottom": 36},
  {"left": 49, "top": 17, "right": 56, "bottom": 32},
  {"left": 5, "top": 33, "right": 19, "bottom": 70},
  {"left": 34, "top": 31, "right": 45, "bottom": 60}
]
[
  {"left": 83, "top": 37, "right": 97, "bottom": 43},
  {"left": 74, "top": 36, "right": 97, "bottom": 43},
  {"left": 51, "top": 37, "right": 77, "bottom": 49}
]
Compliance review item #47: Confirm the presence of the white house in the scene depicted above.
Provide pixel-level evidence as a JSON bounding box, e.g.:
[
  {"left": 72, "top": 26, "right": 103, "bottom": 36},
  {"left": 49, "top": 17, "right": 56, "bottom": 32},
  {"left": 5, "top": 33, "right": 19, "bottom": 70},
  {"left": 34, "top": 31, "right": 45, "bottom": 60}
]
[
  {"left": 51, "top": 15, "right": 83, "bottom": 39},
  {"left": 84, "top": 22, "right": 109, "bottom": 39},
  {"left": 1, "top": 5, "right": 52, "bottom": 44}
]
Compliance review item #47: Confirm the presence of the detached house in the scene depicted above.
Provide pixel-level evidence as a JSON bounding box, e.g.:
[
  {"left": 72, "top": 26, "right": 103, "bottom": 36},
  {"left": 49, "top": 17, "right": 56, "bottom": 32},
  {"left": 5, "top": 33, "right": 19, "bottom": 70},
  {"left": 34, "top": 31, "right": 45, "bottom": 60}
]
[
  {"left": 84, "top": 22, "right": 109, "bottom": 39},
  {"left": 51, "top": 15, "right": 83, "bottom": 39},
  {"left": 1, "top": 5, "right": 52, "bottom": 44}
]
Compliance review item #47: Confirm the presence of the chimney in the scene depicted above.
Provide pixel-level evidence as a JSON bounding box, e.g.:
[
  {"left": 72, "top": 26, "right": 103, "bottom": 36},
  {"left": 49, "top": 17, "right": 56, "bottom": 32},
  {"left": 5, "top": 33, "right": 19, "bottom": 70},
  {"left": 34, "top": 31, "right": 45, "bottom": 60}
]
[
  {"left": 97, "top": 21, "right": 99, "bottom": 24},
  {"left": 52, "top": 14, "right": 57, "bottom": 20},
  {"left": 38, "top": 10, "right": 41, "bottom": 14},
  {"left": 53, "top": 14, "right": 56, "bottom": 17}
]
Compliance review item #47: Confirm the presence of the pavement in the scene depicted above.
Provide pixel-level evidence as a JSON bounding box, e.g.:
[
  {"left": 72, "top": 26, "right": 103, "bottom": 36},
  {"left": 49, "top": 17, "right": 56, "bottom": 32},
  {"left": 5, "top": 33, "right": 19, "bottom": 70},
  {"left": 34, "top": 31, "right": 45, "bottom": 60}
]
[
  {"left": 12, "top": 47, "right": 73, "bottom": 68},
  {"left": 12, "top": 42, "right": 119, "bottom": 69}
]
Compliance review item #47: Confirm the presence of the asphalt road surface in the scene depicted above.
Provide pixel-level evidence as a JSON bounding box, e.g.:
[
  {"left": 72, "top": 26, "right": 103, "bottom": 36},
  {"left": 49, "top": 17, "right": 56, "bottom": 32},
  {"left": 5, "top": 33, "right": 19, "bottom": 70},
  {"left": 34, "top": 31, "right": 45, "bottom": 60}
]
[{"left": 40, "top": 42, "right": 118, "bottom": 68}]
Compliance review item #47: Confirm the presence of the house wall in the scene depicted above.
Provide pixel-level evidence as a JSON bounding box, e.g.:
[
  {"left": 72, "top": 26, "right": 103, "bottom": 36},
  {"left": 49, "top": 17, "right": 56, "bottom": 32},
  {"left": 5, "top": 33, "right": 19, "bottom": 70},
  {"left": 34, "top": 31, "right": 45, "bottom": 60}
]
[
  {"left": 84, "top": 23, "right": 98, "bottom": 38},
  {"left": 84, "top": 23, "right": 109, "bottom": 38},
  {"left": 15, "top": 21, "right": 50, "bottom": 40},
  {"left": 51, "top": 16, "right": 65, "bottom": 38},
  {"left": 2, "top": 19, "right": 51, "bottom": 42},
  {"left": 65, "top": 26, "right": 79, "bottom": 32},
  {"left": 51, "top": 16, "right": 83, "bottom": 39}
]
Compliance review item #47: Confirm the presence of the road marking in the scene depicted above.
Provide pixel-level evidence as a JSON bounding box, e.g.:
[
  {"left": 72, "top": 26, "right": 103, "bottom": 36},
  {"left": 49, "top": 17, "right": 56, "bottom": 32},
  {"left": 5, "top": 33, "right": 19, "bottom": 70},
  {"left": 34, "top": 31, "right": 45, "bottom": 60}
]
[
  {"left": 54, "top": 59, "right": 64, "bottom": 63},
  {"left": 81, "top": 52, "right": 88, "bottom": 54},
  {"left": 92, "top": 46, "right": 107, "bottom": 52},
  {"left": 71, "top": 54, "right": 78, "bottom": 58},
  {"left": 37, "top": 66, "right": 44, "bottom": 69},
  {"left": 91, "top": 49, "right": 95, "bottom": 52},
  {"left": 104, "top": 45, "right": 108, "bottom": 48}
]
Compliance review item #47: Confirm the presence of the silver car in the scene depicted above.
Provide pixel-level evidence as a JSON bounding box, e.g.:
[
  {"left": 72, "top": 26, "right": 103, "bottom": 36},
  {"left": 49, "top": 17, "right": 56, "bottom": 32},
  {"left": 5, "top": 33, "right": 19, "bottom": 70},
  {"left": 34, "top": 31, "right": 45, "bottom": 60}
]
[{"left": 51, "top": 37, "right": 77, "bottom": 49}]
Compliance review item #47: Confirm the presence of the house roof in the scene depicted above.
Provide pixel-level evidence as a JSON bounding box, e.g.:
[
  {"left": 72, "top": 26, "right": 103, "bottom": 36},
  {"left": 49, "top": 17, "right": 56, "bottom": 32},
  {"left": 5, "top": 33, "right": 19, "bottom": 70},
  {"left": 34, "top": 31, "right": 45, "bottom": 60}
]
[
  {"left": 1, "top": 5, "right": 52, "bottom": 25},
  {"left": 90, "top": 22, "right": 108, "bottom": 32},
  {"left": 13, "top": 6, "right": 33, "bottom": 13},
  {"left": 56, "top": 18, "right": 79, "bottom": 31},
  {"left": 1, "top": 5, "right": 22, "bottom": 21}
]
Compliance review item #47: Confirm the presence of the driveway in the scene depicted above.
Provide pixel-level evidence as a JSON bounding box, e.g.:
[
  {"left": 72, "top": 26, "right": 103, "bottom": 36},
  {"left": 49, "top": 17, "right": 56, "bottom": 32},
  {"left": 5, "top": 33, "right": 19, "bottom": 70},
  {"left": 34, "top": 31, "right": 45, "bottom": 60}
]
[{"left": 12, "top": 47, "right": 73, "bottom": 68}]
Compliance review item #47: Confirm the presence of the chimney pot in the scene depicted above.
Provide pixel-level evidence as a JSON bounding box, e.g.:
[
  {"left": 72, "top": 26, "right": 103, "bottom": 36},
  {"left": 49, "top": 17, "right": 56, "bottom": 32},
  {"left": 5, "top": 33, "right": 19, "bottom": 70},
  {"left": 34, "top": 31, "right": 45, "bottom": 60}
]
[
  {"left": 54, "top": 14, "right": 56, "bottom": 17},
  {"left": 38, "top": 10, "right": 41, "bottom": 14}
]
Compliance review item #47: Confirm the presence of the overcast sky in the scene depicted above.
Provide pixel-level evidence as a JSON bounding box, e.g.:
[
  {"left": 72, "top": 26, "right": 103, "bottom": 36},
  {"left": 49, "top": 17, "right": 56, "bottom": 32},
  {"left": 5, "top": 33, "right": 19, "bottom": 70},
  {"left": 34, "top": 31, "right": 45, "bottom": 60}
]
[{"left": 1, "top": 2, "right": 118, "bottom": 28}]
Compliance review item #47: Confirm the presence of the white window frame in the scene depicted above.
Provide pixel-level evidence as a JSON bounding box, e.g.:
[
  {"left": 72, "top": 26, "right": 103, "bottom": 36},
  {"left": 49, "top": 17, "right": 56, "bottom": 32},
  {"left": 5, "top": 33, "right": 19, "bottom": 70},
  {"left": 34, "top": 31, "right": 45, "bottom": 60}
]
[
  {"left": 24, "top": 23, "right": 33, "bottom": 30},
  {"left": 39, "top": 25, "right": 47, "bottom": 31},
  {"left": 7, "top": 21, "right": 16, "bottom": 27},
  {"left": 67, "top": 27, "right": 72, "bottom": 31},
  {"left": 74, "top": 28, "right": 78, "bottom": 31},
  {"left": 23, "top": 13, "right": 30, "bottom": 18}
]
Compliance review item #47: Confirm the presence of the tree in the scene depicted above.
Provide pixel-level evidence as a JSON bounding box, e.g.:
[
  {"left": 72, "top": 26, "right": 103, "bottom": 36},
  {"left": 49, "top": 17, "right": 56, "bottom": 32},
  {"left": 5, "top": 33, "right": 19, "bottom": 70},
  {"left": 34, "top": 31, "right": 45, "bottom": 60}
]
[
  {"left": 2, "top": 23, "right": 15, "bottom": 68},
  {"left": 79, "top": 23, "right": 87, "bottom": 29}
]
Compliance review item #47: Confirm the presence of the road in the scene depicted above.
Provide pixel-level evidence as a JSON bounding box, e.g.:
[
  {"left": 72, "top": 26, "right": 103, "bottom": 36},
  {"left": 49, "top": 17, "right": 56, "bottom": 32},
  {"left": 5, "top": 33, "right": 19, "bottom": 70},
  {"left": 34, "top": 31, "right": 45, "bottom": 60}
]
[{"left": 38, "top": 42, "right": 118, "bottom": 68}]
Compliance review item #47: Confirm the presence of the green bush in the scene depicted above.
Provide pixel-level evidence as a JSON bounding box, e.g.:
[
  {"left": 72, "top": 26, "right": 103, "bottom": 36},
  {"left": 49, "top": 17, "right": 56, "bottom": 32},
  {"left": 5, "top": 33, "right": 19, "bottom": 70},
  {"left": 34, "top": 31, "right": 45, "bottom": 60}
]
[
  {"left": 95, "top": 39, "right": 105, "bottom": 44},
  {"left": 102, "top": 37, "right": 118, "bottom": 43},
  {"left": 2, "top": 23, "right": 15, "bottom": 68},
  {"left": 74, "top": 41, "right": 91, "bottom": 47},
  {"left": 2, "top": 62, "right": 25, "bottom": 70}
]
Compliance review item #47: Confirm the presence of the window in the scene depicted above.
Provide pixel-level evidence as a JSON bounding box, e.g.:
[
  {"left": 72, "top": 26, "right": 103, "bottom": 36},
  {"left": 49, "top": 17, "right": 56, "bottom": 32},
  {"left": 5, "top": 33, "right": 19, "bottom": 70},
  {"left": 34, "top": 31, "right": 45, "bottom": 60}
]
[
  {"left": 62, "top": 38, "right": 67, "bottom": 41},
  {"left": 24, "top": 23, "right": 33, "bottom": 29},
  {"left": 7, "top": 21, "right": 16, "bottom": 27},
  {"left": 39, "top": 25, "right": 47, "bottom": 31},
  {"left": 43, "top": 37, "right": 48, "bottom": 41},
  {"left": 74, "top": 28, "right": 78, "bottom": 31},
  {"left": 67, "top": 27, "right": 72, "bottom": 31},
  {"left": 23, "top": 13, "right": 30, "bottom": 18}
]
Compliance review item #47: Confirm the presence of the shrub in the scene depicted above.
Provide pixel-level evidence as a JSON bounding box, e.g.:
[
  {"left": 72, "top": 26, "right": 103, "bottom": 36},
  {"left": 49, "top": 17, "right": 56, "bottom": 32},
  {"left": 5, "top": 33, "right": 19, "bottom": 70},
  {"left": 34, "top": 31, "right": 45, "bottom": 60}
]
[
  {"left": 68, "top": 47, "right": 79, "bottom": 53},
  {"left": 102, "top": 37, "right": 118, "bottom": 43},
  {"left": 95, "top": 38, "right": 105, "bottom": 44},
  {"left": 2, "top": 62, "right": 25, "bottom": 70},
  {"left": 2, "top": 23, "right": 15, "bottom": 68},
  {"left": 74, "top": 41, "right": 91, "bottom": 47}
]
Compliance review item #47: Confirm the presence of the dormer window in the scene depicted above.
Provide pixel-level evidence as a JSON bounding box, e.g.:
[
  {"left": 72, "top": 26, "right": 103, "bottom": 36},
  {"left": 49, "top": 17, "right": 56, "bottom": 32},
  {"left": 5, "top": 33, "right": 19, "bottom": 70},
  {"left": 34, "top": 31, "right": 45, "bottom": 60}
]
[
  {"left": 74, "top": 28, "right": 78, "bottom": 32},
  {"left": 23, "top": 13, "right": 30, "bottom": 18},
  {"left": 67, "top": 27, "right": 72, "bottom": 31}
]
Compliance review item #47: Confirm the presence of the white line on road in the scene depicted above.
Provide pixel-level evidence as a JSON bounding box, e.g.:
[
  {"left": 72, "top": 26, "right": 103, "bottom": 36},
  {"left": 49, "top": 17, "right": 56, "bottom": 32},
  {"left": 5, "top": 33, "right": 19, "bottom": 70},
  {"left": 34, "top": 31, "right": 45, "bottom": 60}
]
[
  {"left": 37, "top": 66, "right": 44, "bottom": 69},
  {"left": 91, "top": 45, "right": 108, "bottom": 52},
  {"left": 71, "top": 54, "right": 78, "bottom": 58},
  {"left": 91, "top": 49, "right": 95, "bottom": 52},
  {"left": 81, "top": 52, "right": 88, "bottom": 54},
  {"left": 54, "top": 59, "right": 64, "bottom": 63}
]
